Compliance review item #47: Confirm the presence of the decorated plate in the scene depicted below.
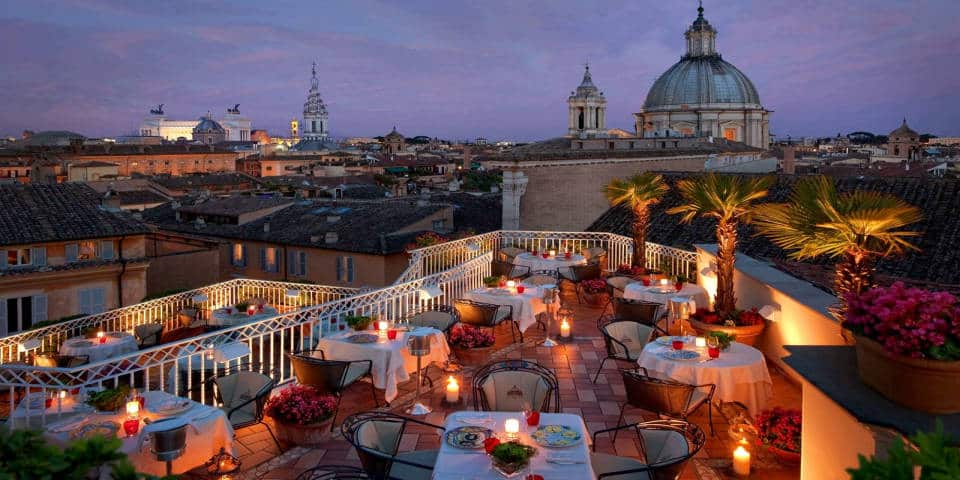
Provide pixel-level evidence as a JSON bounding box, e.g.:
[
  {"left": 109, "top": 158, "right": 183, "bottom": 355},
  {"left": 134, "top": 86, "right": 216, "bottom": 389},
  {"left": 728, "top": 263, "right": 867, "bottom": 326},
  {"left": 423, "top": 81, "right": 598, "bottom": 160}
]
[
  {"left": 346, "top": 333, "right": 378, "bottom": 344},
  {"left": 655, "top": 336, "right": 693, "bottom": 346},
  {"left": 531, "top": 425, "right": 582, "bottom": 448},
  {"left": 445, "top": 425, "right": 494, "bottom": 449},
  {"left": 149, "top": 399, "right": 193, "bottom": 416},
  {"left": 647, "top": 286, "right": 676, "bottom": 294},
  {"left": 657, "top": 349, "right": 701, "bottom": 361},
  {"left": 70, "top": 421, "right": 118, "bottom": 440}
]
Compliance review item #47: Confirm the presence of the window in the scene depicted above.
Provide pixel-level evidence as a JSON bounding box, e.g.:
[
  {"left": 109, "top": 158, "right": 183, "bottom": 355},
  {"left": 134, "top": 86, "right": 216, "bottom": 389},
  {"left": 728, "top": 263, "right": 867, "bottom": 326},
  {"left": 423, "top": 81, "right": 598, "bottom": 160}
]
[
  {"left": 336, "top": 256, "right": 354, "bottom": 283},
  {"left": 1, "top": 295, "right": 46, "bottom": 336},
  {"left": 5, "top": 249, "right": 30, "bottom": 267},
  {"left": 608, "top": 142, "right": 615, "bottom": 150},
  {"left": 100, "top": 240, "right": 114, "bottom": 260},
  {"left": 432, "top": 219, "right": 446, "bottom": 232},
  {"left": 260, "top": 247, "right": 279, "bottom": 272},
  {"left": 723, "top": 128, "right": 737, "bottom": 141},
  {"left": 78, "top": 288, "right": 106, "bottom": 315},
  {"left": 287, "top": 250, "right": 308, "bottom": 276},
  {"left": 231, "top": 243, "right": 246, "bottom": 267}
]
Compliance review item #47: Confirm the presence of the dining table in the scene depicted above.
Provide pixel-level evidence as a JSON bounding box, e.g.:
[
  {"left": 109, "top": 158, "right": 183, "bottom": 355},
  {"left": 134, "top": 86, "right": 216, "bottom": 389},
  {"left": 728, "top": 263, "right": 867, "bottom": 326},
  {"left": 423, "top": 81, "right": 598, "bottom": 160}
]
[
  {"left": 623, "top": 282, "right": 709, "bottom": 311},
  {"left": 39, "top": 390, "right": 235, "bottom": 477},
  {"left": 461, "top": 287, "right": 546, "bottom": 333},
  {"left": 314, "top": 327, "right": 449, "bottom": 404},
  {"left": 512, "top": 252, "right": 586, "bottom": 274},
  {"left": 59, "top": 332, "right": 138, "bottom": 364},
  {"left": 208, "top": 305, "right": 279, "bottom": 327},
  {"left": 432, "top": 411, "right": 595, "bottom": 480},
  {"left": 637, "top": 338, "right": 773, "bottom": 416}
]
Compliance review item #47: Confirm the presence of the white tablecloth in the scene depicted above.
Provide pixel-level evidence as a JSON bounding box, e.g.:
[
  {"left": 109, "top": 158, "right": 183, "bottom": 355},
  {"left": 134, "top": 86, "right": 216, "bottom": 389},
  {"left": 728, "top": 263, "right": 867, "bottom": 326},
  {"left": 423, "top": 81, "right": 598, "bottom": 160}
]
[
  {"left": 512, "top": 252, "right": 586, "bottom": 273},
  {"left": 433, "top": 411, "right": 594, "bottom": 480},
  {"left": 623, "top": 283, "right": 709, "bottom": 311},
  {"left": 314, "top": 328, "right": 449, "bottom": 403},
  {"left": 637, "top": 341, "right": 772, "bottom": 416},
  {"left": 209, "top": 305, "right": 279, "bottom": 327},
  {"left": 60, "top": 333, "right": 138, "bottom": 364},
  {"left": 462, "top": 288, "right": 546, "bottom": 333},
  {"left": 42, "top": 390, "right": 234, "bottom": 476}
]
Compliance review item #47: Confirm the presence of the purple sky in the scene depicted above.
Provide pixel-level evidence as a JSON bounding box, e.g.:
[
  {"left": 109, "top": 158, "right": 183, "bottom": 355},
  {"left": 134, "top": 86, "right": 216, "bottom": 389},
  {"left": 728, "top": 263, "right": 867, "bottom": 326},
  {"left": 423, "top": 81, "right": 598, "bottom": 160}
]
[{"left": 1, "top": 0, "right": 958, "bottom": 141}]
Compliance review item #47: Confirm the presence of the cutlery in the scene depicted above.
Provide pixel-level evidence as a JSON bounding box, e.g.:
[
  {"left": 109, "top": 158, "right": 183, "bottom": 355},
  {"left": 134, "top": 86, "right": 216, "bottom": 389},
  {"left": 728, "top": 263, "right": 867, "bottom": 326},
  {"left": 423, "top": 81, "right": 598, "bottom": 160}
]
[{"left": 546, "top": 457, "right": 586, "bottom": 465}]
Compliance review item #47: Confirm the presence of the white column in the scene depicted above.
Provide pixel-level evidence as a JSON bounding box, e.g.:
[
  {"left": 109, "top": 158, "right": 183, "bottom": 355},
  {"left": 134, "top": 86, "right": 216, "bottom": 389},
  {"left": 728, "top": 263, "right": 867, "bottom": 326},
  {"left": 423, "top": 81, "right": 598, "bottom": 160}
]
[{"left": 501, "top": 169, "right": 528, "bottom": 230}]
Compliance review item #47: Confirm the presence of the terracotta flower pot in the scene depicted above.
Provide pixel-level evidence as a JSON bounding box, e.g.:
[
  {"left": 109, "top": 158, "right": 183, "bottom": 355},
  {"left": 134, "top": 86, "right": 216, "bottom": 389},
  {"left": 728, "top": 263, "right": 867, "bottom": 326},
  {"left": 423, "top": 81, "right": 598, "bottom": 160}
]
[
  {"left": 582, "top": 292, "right": 608, "bottom": 307},
  {"left": 855, "top": 335, "right": 960, "bottom": 414},
  {"left": 272, "top": 417, "right": 333, "bottom": 447},
  {"left": 453, "top": 345, "right": 494, "bottom": 365},
  {"left": 767, "top": 445, "right": 801, "bottom": 465},
  {"left": 688, "top": 318, "right": 765, "bottom": 347}
]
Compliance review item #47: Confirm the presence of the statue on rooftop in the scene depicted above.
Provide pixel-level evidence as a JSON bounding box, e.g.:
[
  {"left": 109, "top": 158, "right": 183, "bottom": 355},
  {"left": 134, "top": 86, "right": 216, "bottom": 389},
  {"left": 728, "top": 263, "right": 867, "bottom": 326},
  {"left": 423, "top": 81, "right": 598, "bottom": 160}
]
[{"left": 149, "top": 104, "right": 164, "bottom": 115}]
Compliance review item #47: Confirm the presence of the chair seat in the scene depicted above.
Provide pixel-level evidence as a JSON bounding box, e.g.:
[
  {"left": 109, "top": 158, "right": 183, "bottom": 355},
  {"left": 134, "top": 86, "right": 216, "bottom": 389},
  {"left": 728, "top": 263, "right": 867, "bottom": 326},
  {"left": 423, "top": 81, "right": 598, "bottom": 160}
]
[
  {"left": 590, "top": 453, "right": 652, "bottom": 480},
  {"left": 389, "top": 449, "right": 439, "bottom": 480},
  {"left": 222, "top": 406, "right": 256, "bottom": 427}
]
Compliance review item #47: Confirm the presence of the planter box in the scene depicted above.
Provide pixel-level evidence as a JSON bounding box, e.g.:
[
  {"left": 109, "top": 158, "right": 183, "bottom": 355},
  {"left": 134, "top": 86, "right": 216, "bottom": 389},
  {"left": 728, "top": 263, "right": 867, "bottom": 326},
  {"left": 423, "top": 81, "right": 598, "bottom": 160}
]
[
  {"left": 582, "top": 292, "right": 608, "bottom": 307},
  {"left": 855, "top": 335, "right": 960, "bottom": 414},
  {"left": 273, "top": 418, "right": 333, "bottom": 447},
  {"left": 688, "top": 318, "right": 765, "bottom": 347},
  {"left": 454, "top": 346, "right": 495, "bottom": 365}
]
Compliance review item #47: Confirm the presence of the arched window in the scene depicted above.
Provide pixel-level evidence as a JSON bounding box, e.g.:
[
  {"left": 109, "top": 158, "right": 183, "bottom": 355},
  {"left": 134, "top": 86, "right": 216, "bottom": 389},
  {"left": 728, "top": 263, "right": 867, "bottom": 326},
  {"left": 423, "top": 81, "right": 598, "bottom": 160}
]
[{"left": 578, "top": 108, "right": 584, "bottom": 129}]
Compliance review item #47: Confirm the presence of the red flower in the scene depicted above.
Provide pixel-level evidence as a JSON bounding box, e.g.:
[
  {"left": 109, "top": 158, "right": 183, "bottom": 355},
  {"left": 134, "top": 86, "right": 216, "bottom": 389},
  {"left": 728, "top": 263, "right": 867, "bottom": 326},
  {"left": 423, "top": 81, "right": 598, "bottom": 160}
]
[
  {"left": 450, "top": 325, "right": 495, "bottom": 348},
  {"left": 756, "top": 408, "right": 801, "bottom": 453},
  {"left": 265, "top": 385, "right": 337, "bottom": 425}
]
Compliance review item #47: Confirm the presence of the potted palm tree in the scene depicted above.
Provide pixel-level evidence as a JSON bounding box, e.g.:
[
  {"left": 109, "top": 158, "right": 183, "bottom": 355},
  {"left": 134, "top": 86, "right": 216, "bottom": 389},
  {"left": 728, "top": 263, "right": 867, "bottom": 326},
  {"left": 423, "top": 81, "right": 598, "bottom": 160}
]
[
  {"left": 752, "top": 176, "right": 922, "bottom": 326},
  {"left": 668, "top": 174, "right": 772, "bottom": 318},
  {"left": 604, "top": 173, "right": 669, "bottom": 268}
]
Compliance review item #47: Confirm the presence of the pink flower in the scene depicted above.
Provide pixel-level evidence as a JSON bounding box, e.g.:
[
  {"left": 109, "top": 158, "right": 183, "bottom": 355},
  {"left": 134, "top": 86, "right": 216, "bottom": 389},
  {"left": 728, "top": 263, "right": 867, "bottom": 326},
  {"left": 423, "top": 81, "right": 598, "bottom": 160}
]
[{"left": 265, "top": 385, "right": 337, "bottom": 425}]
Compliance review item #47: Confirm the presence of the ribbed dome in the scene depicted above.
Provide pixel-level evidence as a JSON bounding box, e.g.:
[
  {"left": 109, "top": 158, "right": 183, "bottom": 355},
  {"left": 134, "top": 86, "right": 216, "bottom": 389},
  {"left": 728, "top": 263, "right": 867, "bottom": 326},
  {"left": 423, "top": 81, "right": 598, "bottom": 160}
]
[
  {"left": 643, "top": 55, "right": 761, "bottom": 110},
  {"left": 193, "top": 116, "right": 225, "bottom": 133}
]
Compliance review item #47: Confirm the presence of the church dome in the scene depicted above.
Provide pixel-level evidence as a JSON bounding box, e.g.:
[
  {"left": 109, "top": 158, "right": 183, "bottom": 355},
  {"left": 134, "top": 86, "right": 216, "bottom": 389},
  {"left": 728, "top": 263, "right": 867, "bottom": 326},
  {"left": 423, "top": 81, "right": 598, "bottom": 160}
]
[
  {"left": 384, "top": 127, "right": 404, "bottom": 140},
  {"left": 642, "top": 4, "right": 762, "bottom": 111},
  {"left": 889, "top": 119, "right": 918, "bottom": 138},
  {"left": 193, "top": 116, "right": 225, "bottom": 134}
]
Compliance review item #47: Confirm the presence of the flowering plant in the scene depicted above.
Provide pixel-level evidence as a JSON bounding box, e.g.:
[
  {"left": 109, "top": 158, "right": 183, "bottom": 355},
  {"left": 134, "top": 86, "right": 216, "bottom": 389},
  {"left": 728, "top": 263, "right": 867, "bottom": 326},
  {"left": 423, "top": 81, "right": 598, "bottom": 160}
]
[
  {"left": 616, "top": 264, "right": 647, "bottom": 277},
  {"left": 265, "top": 385, "right": 337, "bottom": 425},
  {"left": 582, "top": 278, "right": 608, "bottom": 294},
  {"left": 846, "top": 282, "right": 960, "bottom": 360},
  {"left": 756, "top": 408, "right": 801, "bottom": 453},
  {"left": 449, "top": 325, "right": 495, "bottom": 348},
  {"left": 691, "top": 307, "right": 764, "bottom": 326},
  {"left": 404, "top": 231, "right": 449, "bottom": 252}
]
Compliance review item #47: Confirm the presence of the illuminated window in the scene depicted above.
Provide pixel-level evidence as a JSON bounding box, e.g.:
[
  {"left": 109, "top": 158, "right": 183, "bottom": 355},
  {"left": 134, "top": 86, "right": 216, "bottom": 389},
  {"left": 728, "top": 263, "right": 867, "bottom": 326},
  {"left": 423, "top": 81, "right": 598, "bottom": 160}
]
[
  {"left": 723, "top": 128, "right": 737, "bottom": 141},
  {"left": 6, "top": 249, "right": 30, "bottom": 266},
  {"left": 78, "top": 241, "right": 97, "bottom": 260},
  {"left": 260, "top": 247, "right": 278, "bottom": 272},
  {"left": 231, "top": 243, "right": 246, "bottom": 267},
  {"left": 680, "top": 128, "right": 694, "bottom": 136}
]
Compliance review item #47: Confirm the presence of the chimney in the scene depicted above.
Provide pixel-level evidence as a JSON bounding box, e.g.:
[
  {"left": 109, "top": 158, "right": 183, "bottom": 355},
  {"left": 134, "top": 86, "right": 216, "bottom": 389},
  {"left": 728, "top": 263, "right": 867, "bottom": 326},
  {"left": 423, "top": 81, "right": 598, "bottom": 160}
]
[
  {"left": 462, "top": 145, "right": 472, "bottom": 170},
  {"left": 782, "top": 146, "right": 796, "bottom": 175},
  {"left": 263, "top": 222, "right": 270, "bottom": 233},
  {"left": 325, "top": 232, "right": 339, "bottom": 244}
]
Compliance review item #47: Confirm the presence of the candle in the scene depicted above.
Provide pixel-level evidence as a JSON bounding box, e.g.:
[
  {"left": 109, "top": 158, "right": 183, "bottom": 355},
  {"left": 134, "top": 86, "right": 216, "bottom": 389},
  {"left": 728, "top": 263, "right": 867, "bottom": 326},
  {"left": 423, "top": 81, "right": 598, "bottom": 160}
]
[
  {"left": 96, "top": 331, "right": 104, "bottom": 339},
  {"left": 126, "top": 399, "right": 140, "bottom": 418},
  {"left": 504, "top": 418, "right": 520, "bottom": 439},
  {"left": 506, "top": 280, "right": 516, "bottom": 290},
  {"left": 732, "top": 446, "right": 750, "bottom": 476},
  {"left": 548, "top": 249, "right": 556, "bottom": 258},
  {"left": 695, "top": 337, "right": 707, "bottom": 348},
  {"left": 445, "top": 376, "right": 460, "bottom": 403},
  {"left": 659, "top": 278, "right": 669, "bottom": 286},
  {"left": 560, "top": 319, "right": 571, "bottom": 338},
  {"left": 59, "top": 390, "right": 67, "bottom": 399},
  {"left": 378, "top": 320, "right": 389, "bottom": 339}
]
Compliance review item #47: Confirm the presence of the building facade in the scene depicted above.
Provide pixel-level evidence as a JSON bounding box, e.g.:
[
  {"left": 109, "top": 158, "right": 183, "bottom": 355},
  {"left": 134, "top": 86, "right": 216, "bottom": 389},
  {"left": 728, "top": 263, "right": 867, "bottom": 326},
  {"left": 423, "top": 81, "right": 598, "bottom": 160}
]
[
  {"left": 139, "top": 105, "right": 251, "bottom": 142},
  {"left": 886, "top": 119, "right": 921, "bottom": 159},
  {"left": 567, "top": 65, "right": 607, "bottom": 138},
  {"left": 60, "top": 145, "right": 238, "bottom": 177},
  {"left": 302, "top": 63, "right": 329, "bottom": 141},
  {"left": 383, "top": 127, "right": 406, "bottom": 154}
]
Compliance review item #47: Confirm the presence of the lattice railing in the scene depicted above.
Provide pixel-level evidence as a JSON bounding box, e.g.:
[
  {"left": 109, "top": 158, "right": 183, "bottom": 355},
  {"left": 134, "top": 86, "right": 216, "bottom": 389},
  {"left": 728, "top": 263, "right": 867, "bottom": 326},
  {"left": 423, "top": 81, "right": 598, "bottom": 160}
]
[
  {"left": 0, "top": 279, "right": 357, "bottom": 364},
  {"left": 398, "top": 230, "right": 698, "bottom": 284},
  {"left": 1, "top": 255, "right": 491, "bottom": 428}
]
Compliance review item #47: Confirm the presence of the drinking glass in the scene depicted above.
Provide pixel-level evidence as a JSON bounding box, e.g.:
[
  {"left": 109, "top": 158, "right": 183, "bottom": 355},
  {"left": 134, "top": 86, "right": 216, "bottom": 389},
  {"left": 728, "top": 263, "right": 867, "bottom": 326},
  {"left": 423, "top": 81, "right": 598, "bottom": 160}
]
[
  {"left": 707, "top": 336, "right": 721, "bottom": 358},
  {"left": 516, "top": 285, "right": 526, "bottom": 294},
  {"left": 672, "top": 339, "right": 684, "bottom": 350}
]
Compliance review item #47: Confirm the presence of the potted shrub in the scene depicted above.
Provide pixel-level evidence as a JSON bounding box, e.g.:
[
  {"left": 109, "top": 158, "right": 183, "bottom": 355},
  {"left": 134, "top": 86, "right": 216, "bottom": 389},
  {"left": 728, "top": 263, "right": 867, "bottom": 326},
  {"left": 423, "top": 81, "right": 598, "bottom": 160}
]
[
  {"left": 615, "top": 264, "right": 647, "bottom": 280},
  {"left": 449, "top": 325, "right": 495, "bottom": 365},
  {"left": 689, "top": 307, "right": 766, "bottom": 346},
  {"left": 265, "top": 385, "right": 338, "bottom": 446},
  {"left": 344, "top": 315, "right": 373, "bottom": 331},
  {"left": 581, "top": 278, "right": 609, "bottom": 306},
  {"left": 85, "top": 385, "right": 131, "bottom": 413},
  {"left": 483, "top": 276, "right": 504, "bottom": 288},
  {"left": 848, "top": 422, "right": 959, "bottom": 478},
  {"left": 846, "top": 282, "right": 960, "bottom": 413},
  {"left": 486, "top": 440, "right": 536, "bottom": 477},
  {"left": 756, "top": 407, "right": 801, "bottom": 465}
]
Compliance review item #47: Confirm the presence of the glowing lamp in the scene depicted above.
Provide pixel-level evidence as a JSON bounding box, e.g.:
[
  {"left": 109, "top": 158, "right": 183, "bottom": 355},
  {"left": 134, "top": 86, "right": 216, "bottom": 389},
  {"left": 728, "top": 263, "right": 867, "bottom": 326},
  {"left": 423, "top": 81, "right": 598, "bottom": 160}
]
[
  {"left": 59, "top": 390, "right": 67, "bottom": 399},
  {"left": 659, "top": 278, "right": 669, "bottom": 287},
  {"left": 126, "top": 399, "right": 140, "bottom": 418},
  {"left": 445, "top": 376, "right": 460, "bottom": 403}
]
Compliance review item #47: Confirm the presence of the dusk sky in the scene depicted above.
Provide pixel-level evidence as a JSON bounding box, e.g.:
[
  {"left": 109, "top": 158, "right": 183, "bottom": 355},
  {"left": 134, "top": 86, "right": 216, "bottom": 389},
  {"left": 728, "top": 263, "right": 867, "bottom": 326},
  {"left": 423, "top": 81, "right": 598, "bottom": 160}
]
[{"left": 1, "top": 0, "right": 958, "bottom": 141}]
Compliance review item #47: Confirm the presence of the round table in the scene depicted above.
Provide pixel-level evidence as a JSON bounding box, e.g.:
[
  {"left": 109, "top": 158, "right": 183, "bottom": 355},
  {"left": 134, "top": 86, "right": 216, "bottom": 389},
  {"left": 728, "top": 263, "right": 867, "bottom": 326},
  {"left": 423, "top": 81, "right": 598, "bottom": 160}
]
[
  {"left": 209, "top": 305, "right": 279, "bottom": 327},
  {"left": 624, "top": 282, "right": 709, "bottom": 310},
  {"left": 637, "top": 340, "right": 772, "bottom": 416},
  {"left": 513, "top": 252, "right": 586, "bottom": 273},
  {"left": 59, "top": 332, "right": 138, "bottom": 364}
]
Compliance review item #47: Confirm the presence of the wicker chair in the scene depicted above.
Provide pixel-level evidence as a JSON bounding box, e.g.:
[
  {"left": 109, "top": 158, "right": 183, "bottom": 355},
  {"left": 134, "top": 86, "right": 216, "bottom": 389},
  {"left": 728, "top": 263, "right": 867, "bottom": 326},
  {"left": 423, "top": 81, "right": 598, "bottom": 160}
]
[
  {"left": 497, "top": 247, "right": 525, "bottom": 263},
  {"left": 192, "top": 364, "right": 279, "bottom": 449},
  {"left": 583, "top": 247, "right": 608, "bottom": 271},
  {"left": 618, "top": 367, "right": 716, "bottom": 436},
  {"left": 491, "top": 259, "right": 530, "bottom": 280},
  {"left": 342, "top": 411, "right": 444, "bottom": 480},
  {"left": 607, "top": 297, "right": 665, "bottom": 334},
  {"left": 558, "top": 263, "right": 602, "bottom": 304},
  {"left": 405, "top": 305, "right": 459, "bottom": 335},
  {"left": 178, "top": 308, "right": 199, "bottom": 328},
  {"left": 593, "top": 320, "right": 654, "bottom": 383},
  {"left": 287, "top": 350, "right": 378, "bottom": 430},
  {"left": 524, "top": 270, "right": 559, "bottom": 286},
  {"left": 134, "top": 323, "right": 164, "bottom": 348},
  {"left": 472, "top": 359, "right": 560, "bottom": 413},
  {"left": 453, "top": 299, "right": 521, "bottom": 343},
  {"left": 591, "top": 419, "right": 705, "bottom": 480},
  {"left": 598, "top": 276, "right": 637, "bottom": 320},
  {"left": 35, "top": 353, "right": 89, "bottom": 368},
  {"left": 295, "top": 465, "right": 368, "bottom": 480}
]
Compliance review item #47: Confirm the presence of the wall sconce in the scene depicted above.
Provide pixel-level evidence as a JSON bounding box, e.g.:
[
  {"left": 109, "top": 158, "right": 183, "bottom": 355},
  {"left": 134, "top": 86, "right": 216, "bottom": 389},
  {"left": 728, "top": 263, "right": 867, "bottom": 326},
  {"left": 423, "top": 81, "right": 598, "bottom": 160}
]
[{"left": 759, "top": 304, "right": 781, "bottom": 322}]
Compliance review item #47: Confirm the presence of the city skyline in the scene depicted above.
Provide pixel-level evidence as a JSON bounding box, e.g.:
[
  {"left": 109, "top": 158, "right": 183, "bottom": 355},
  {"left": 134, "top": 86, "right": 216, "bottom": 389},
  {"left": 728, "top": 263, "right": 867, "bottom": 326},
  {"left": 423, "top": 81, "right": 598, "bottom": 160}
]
[{"left": 1, "top": 0, "right": 958, "bottom": 141}]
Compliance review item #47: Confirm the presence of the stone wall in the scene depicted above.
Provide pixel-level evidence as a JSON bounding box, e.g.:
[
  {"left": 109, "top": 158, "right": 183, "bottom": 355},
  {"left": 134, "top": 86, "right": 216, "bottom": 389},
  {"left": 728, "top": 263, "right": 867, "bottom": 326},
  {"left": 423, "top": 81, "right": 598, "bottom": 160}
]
[{"left": 146, "top": 249, "right": 220, "bottom": 296}]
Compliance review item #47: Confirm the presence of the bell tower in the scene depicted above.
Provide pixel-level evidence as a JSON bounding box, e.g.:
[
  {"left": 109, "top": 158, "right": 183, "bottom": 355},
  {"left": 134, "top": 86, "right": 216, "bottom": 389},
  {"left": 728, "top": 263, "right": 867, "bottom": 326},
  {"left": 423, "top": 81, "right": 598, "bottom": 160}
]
[{"left": 567, "top": 64, "right": 606, "bottom": 138}]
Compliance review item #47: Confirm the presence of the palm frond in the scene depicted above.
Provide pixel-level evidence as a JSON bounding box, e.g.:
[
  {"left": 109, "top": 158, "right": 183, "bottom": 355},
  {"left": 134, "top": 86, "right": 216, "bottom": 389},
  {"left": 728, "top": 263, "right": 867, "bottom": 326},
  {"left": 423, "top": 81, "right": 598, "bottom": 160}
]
[
  {"left": 603, "top": 172, "right": 668, "bottom": 208},
  {"left": 667, "top": 173, "right": 771, "bottom": 224}
]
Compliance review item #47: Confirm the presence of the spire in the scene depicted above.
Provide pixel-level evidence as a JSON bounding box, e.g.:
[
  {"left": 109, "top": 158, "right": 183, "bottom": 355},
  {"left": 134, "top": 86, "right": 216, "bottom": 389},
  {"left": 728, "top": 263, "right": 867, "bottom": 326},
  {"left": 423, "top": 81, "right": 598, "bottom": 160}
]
[
  {"left": 685, "top": 0, "right": 717, "bottom": 57},
  {"left": 310, "top": 61, "right": 319, "bottom": 90},
  {"left": 579, "top": 62, "right": 595, "bottom": 88}
]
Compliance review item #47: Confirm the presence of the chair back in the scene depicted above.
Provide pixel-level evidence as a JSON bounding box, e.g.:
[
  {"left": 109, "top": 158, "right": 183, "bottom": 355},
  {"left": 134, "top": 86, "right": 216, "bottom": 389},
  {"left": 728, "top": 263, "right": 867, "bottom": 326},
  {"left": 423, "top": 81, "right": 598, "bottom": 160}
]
[
  {"left": 454, "top": 300, "right": 500, "bottom": 328},
  {"left": 342, "top": 413, "right": 406, "bottom": 479},
  {"left": 34, "top": 353, "right": 57, "bottom": 368},
  {"left": 601, "top": 321, "right": 653, "bottom": 359},
  {"left": 497, "top": 247, "right": 524, "bottom": 262},
  {"left": 623, "top": 370, "right": 694, "bottom": 418},
  {"left": 473, "top": 360, "right": 560, "bottom": 412},
  {"left": 636, "top": 420, "right": 705, "bottom": 480},
  {"left": 406, "top": 306, "right": 458, "bottom": 333},
  {"left": 570, "top": 263, "right": 601, "bottom": 282},
  {"left": 135, "top": 323, "right": 164, "bottom": 347},
  {"left": 150, "top": 424, "right": 188, "bottom": 462},
  {"left": 583, "top": 247, "right": 608, "bottom": 269},
  {"left": 613, "top": 298, "right": 662, "bottom": 325},
  {"left": 491, "top": 259, "right": 523, "bottom": 279},
  {"left": 178, "top": 308, "right": 198, "bottom": 328},
  {"left": 214, "top": 370, "right": 274, "bottom": 425},
  {"left": 605, "top": 276, "right": 635, "bottom": 297},
  {"left": 524, "top": 274, "right": 557, "bottom": 286},
  {"left": 287, "top": 354, "right": 350, "bottom": 395}
]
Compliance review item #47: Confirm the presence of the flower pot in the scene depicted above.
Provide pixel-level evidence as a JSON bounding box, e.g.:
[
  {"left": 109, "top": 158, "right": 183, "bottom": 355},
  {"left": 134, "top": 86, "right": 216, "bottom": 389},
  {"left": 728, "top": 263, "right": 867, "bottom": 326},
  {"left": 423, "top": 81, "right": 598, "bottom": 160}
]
[
  {"left": 453, "top": 345, "right": 494, "bottom": 365},
  {"left": 854, "top": 335, "right": 960, "bottom": 414},
  {"left": 272, "top": 417, "right": 333, "bottom": 447},
  {"left": 491, "top": 456, "right": 531, "bottom": 478},
  {"left": 688, "top": 318, "right": 765, "bottom": 347},
  {"left": 582, "top": 292, "right": 608, "bottom": 307},
  {"left": 767, "top": 445, "right": 801, "bottom": 465}
]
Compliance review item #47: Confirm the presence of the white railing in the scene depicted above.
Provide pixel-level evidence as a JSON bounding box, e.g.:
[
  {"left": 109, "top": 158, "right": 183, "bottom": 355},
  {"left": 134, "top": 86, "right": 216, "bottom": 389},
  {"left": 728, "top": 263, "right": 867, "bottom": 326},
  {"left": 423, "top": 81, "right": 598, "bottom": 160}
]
[
  {"left": 0, "top": 279, "right": 357, "bottom": 364},
  {"left": 2, "top": 254, "right": 492, "bottom": 428},
  {"left": 398, "top": 230, "right": 698, "bottom": 283}
]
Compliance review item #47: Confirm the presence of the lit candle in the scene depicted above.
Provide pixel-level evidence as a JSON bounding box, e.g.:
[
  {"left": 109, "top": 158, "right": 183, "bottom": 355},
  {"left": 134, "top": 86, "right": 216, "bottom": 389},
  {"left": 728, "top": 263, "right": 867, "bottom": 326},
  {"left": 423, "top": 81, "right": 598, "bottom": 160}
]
[
  {"left": 126, "top": 399, "right": 140, "bottom": 419},
  {"left": 504, "top": 418, "right": 520, "bottom": 439},
  {"left": 548, "top": 249, "right": 556, "bottom": 258},
  {"left": 560, "top": 319, "right": 571, "bottom": 338},
  {"left": 732, "top": 446, "right": 750, "bottom": 477},
  {"left": 695, "top": 337, "right": 707, "bottom": 348},
  {"left": 506, "top": 280, "right": 516, "bottom": 290},
  {"left": 378, "top": 320, "right": 389, "bottom": 339},
  {"left": 205, "top": 344, "right": 215, "bottom": 360},
  {"left": 59, "top": 390, "right": 67, "bottom": 399},
  {"left": 96, "top": 331, "right": 104, "bottom": 339},
  {"left": 445, "top": 376, "right": 460, "bottom": 403},
  {"left": 659, "top": 278, "right": 669, "bottom": 287}
]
